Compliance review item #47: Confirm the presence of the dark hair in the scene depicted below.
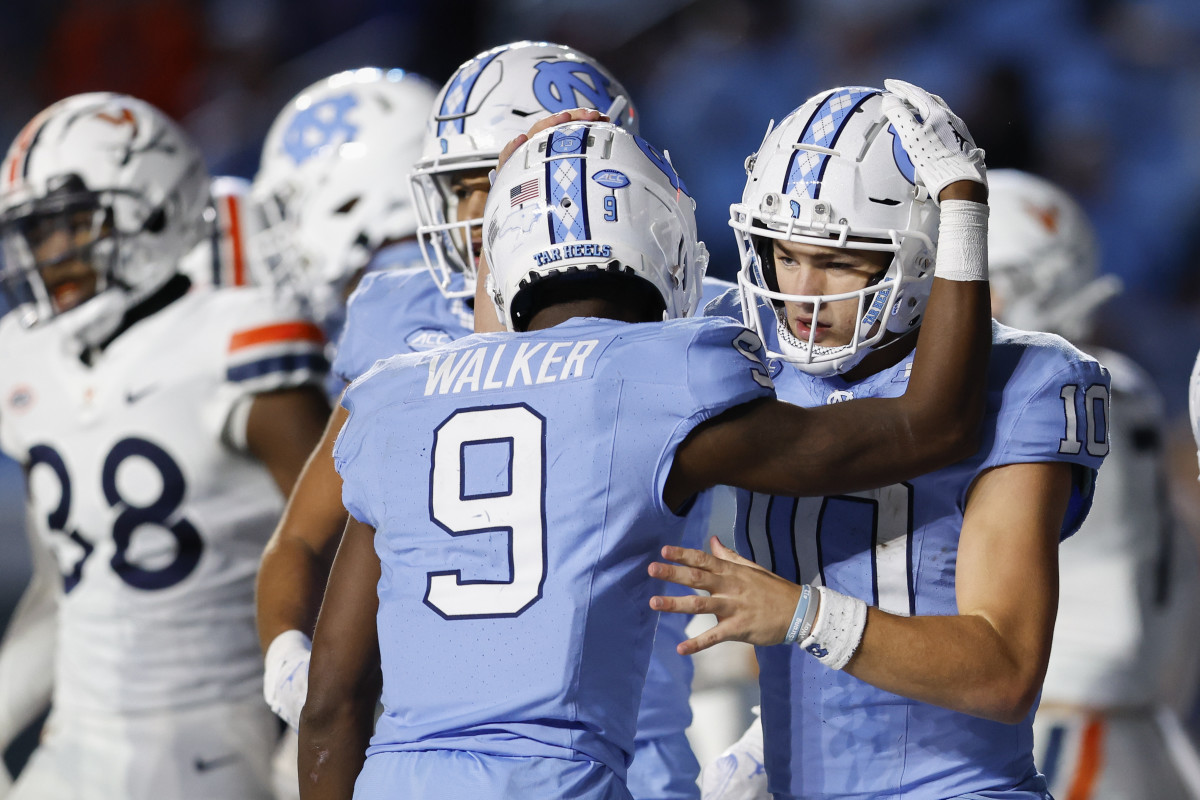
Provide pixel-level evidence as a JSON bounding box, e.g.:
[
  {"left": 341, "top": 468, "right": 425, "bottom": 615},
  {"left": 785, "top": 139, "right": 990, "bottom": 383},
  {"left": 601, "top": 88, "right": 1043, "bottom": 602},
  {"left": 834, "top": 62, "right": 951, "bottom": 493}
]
[{"left": 509, "top": 262, "right": 666, "bottom": 332}]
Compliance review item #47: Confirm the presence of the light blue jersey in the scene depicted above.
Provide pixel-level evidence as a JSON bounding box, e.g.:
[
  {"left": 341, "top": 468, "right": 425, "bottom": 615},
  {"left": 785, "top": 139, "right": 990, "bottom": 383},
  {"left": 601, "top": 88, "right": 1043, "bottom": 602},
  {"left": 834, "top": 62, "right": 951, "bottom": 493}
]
[
  {"left": 333, "top": 316, "right": 774, "bottom": 787},
  {"left": 709, "top": 289, "right": 1110, "bottom": 799},
  {"left": 335, "top": 270, "right": 727, "bottom": 799},
  {"left": 331, "top": 265, "right": 474, "bottom": 386}
]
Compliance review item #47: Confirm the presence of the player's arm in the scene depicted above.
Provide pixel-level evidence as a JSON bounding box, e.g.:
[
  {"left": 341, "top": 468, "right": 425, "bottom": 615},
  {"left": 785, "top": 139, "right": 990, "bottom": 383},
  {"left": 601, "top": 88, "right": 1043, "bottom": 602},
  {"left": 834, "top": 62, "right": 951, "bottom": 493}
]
[
  {"left": 298, "top": 516, "right": 381, "bottom": 800},
  {"left": 838, "top": 460, "right": 1066, "bottom": 722},
  {"left": 255, "top": 401, "right": 351, "bottom": 730},
  {"left": 666, "top": 177, "right": 988, "bottom": 509},
  {"left": 246, "top": 385, "right": 331, "bottom": 497},
  {"left": 655, "top": 461, "right": 1070, "bottom": 723}
]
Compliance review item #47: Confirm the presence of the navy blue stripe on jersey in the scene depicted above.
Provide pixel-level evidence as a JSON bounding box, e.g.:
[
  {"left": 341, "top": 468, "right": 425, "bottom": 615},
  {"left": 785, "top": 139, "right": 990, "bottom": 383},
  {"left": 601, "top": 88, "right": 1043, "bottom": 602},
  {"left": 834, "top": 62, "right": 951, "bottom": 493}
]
[
  {"left": 226, "top": 352, "right": 329, "bottom": 383},
  {"left": 437, "top": 50, "right": 503, "bottom": 136},
  {"left": 783, "top": 88, "right": 877, "bottom": 199},
  {"left": 545, "top": 128, "right": 589, "bottom": 244}
]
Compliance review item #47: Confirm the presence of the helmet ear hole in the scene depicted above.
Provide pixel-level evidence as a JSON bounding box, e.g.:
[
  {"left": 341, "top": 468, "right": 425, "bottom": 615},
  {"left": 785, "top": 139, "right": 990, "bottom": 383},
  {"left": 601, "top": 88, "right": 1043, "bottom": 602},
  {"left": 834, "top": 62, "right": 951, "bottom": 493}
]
[
  {"left": 754, "top": 237, "right": 779, "bottom": 294},
  {"left": 143, "top": 208, "right": 165, "bottom": 233}
]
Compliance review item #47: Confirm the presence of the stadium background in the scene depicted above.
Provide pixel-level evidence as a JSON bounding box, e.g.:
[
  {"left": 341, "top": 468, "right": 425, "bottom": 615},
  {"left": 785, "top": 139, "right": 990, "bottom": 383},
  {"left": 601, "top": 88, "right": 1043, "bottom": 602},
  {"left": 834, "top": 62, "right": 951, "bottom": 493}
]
[{"left": 1, "top": 0, "right": 1199, "bottom": 772}]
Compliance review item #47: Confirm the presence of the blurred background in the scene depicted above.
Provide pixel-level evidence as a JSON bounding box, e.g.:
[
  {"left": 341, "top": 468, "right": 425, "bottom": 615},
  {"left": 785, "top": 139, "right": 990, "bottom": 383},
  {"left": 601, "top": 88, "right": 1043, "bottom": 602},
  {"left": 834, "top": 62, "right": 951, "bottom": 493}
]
[{"left": 2, "top": 0, "right": 1200, "bottom": 766}]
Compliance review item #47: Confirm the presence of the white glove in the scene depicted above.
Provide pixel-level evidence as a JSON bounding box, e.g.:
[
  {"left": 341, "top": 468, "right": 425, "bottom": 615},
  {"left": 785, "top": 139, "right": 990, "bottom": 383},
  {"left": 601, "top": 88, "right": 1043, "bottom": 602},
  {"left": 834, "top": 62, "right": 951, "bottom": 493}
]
[
  {"left": 881, "top": 79, "right": 986, "bottom": 203},
  {"left": 700, "top": 712, "right": 769, "bottom": 800},
  {"left": 263, "top": 629, "right": 311, "bottom": 732},
  {"left": 0, "top": 762, "right": 13, "bottom": 799}
]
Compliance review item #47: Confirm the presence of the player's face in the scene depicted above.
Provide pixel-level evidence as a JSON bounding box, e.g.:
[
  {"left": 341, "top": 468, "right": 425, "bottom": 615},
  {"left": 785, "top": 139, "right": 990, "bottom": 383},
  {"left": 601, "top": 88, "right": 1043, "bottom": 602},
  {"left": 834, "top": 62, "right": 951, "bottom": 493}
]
[
  {"left": 449, "top": 168, "right": 491, "bottom": 264},
  {"left": 772, "top": 240, "right": 891, "bottom": 348},
  {"left": 29, "top": 208, "right": 105, "bottom": 313}
]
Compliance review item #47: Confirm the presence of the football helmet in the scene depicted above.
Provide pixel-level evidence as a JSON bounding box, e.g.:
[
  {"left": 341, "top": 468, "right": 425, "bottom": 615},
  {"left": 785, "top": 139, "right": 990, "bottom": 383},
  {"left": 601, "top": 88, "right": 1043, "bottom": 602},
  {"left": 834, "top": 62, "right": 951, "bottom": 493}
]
[
  {"left": 411, "top": 41, "right": 639, "bottom": 300},
  {"left": 0, "top": 92, "right": 210, "bottom": 347},
  {"left": 251, "top": 67, "right": 437, "bottom": 327},
  {"left": 730, "top": 87, "right": 939, "bottom": 376},
  {"left": 483, "top": 121, "right": 706, "bottom": 331},
  {"left": 987, "top": 169, "right": 1118, "bottom": 341}
]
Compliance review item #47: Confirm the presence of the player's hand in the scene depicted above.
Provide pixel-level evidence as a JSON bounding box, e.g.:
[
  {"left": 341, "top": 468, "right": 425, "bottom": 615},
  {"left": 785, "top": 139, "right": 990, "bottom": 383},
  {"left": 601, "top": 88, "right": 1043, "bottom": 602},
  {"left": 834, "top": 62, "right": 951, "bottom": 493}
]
[
  {"left": 649, "top": 537, "right": 802, "bottom": 654},
  {"left": 700, "top": 713, "right": 769, "bottom": 800},
  {"left": 495, "top": 108, "right": 610, "bottom": 173},
  {"left": 881, "top": 79, "right": 986, "bottom": 204},
  {"left": 263, "top": 629, "right": 311, "bottom": 732}
]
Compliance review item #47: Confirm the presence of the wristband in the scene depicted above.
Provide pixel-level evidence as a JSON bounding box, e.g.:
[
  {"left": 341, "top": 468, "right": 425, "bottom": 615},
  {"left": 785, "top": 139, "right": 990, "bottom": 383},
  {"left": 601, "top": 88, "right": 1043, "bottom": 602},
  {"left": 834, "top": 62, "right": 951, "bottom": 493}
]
[
  {"left": 782, "top": 584, "right": 816, "bottom": 644},
  {"left": 799, "top": 586, "right": 867, "bottom": 670},
  {"left": 934, "top": 200, "right": 989, "bottom": 283}
]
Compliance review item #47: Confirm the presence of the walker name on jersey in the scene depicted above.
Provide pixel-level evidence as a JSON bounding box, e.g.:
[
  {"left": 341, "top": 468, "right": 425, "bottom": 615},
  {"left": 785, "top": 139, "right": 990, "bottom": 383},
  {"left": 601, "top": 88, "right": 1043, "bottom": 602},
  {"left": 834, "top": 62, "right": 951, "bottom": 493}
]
[
  {"left": 424, "top": 339, "right": 599, "bottom": 396},
  {"left": 532, "top": 243, "right": 612, "bottom": 266}
]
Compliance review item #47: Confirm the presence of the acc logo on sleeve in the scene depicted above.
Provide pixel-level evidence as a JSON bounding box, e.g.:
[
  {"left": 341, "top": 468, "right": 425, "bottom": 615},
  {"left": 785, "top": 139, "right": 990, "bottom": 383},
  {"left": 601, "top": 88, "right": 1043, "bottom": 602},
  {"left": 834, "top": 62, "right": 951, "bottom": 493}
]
[{"left": 406, "top": 328, "right": 454, "bottom": 351}]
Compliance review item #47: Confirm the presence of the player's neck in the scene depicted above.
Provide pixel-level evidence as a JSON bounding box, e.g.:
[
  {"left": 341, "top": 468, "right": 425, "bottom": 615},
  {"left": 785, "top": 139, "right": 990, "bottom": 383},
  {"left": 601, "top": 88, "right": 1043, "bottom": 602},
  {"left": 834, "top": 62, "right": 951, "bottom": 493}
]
[{"left": 526, "top": 300, "right": 654, "bottom": 331}]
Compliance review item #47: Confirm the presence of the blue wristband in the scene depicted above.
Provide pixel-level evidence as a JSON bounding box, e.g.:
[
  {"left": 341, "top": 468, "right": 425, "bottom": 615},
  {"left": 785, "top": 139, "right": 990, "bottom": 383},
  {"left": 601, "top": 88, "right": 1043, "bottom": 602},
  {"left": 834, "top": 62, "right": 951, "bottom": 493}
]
[{"left": 782, "top": 584, "right": 813, "bottom": 644}]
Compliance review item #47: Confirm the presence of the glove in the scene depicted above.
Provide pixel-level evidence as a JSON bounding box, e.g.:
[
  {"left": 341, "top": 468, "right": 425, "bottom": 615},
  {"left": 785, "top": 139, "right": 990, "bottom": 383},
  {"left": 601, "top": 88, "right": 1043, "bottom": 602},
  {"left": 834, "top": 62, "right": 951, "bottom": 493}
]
[
  {"left": 0, "top": 762, "right": 12, "bottom": 798},
  {"left": 263, "top": 629, "right": 311, "bottom": 732},
  {"left": 700, "top": 713, "right": 769, "bottom": 800},
  {"left": 881, "top": 79, "right": 986, "bottom": 204}
]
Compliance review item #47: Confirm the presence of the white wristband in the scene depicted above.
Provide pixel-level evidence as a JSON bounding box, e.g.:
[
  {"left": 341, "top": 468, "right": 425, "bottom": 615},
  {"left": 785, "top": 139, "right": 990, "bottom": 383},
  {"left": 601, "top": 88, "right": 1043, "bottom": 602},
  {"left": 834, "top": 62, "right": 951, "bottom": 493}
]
[
  {"left": 799, "top": 586, "right": 867, "bottom": 670},
  {"left": 934, "top": 200, "right": 989, "bottom": 283}
]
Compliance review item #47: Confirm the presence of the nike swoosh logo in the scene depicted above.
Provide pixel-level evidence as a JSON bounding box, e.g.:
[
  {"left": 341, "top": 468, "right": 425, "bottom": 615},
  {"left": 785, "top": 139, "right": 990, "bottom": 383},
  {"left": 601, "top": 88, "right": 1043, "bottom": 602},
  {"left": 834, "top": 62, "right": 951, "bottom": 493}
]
[
  {"left": 125, "top": 385, "right": 158, "bottom": 404},
  {"left": 194, "top": 753, "right": 239, "bottom": 772}
]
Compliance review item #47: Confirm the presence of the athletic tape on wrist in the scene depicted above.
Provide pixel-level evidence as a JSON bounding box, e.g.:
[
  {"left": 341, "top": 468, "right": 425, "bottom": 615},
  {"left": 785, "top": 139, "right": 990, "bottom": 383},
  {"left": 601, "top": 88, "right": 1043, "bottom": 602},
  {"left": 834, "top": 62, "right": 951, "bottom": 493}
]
[
  {"left": 934, "top": 200, "right": 989, "bottom": 283},
  {"left": 799, "top": 586, "right": 867, "bottom": 670},
  {"left": 782, "top": 584, "right": 814, "bottom": 644}
]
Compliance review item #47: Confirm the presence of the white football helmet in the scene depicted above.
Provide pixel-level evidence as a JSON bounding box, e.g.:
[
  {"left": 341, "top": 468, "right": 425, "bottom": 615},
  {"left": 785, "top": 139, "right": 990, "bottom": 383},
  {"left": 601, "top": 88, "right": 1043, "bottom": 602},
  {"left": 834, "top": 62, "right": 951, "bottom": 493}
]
[
  {"left": 0, "top": 92, "right": 209, "bottom": 347},
  {"left": 251, "top": 67, "right": 437, "bottom": 326},
  {"left": 483, "top": 121, "right": 706, "bottom": 331},
  {"left": 731, "top": 87, "right": 939, "bottom": 376},
  {"left": 411, "top": 41, "right": 639, "bottom": 300},
  {"left": 987, "top": 169, "right": 1118, "bottom": 341}
]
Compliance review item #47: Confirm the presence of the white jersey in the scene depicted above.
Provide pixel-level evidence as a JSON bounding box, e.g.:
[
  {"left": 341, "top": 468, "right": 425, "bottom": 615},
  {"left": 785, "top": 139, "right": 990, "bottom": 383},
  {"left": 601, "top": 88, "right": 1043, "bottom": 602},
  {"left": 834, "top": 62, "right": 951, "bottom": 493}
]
[
  {"left": 0, "top": 284, "right": 326, "bottom": 714},
  {"left": 1043, "top": 345, "right": 1196, "bottom": 707}
]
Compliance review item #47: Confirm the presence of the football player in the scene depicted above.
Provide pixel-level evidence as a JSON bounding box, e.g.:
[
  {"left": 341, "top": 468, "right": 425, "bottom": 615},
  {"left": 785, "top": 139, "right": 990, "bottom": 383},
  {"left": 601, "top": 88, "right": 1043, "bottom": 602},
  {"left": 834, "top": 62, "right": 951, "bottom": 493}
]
[
  {"left": 654, "top": 82, "right": 1109, "bottom": 800},
  {"left": 989, "top": 169, "right": 1200, "bottom": 800},
  {"left": 0, "top": 92, "right": 330, "bottom": 800},
  {"left": 255, "top": 43, "right": 724, "bottom": 800},
  {"left": 298, "top": 109, "right": 990, "bottom": 799}
]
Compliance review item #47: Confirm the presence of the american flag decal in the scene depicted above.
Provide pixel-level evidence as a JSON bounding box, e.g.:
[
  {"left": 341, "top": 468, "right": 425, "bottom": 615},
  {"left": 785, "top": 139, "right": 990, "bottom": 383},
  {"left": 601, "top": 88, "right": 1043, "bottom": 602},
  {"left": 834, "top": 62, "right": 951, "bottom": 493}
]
[{"left": 510, "top": 178, "right": 539, "bottom": 206}]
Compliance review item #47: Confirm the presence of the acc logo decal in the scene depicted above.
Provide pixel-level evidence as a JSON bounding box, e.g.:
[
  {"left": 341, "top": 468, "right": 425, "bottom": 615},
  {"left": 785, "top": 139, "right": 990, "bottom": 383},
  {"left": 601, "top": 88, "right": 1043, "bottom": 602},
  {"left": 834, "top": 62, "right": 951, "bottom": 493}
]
[
  {"left": 826, "top": 390, "right": 854, "bottom": 404},
  {"left": 406, "top": 328, "right": 453, "bottom": 351},
  {"left": 591, "top": 169, "right": 629, "bottom": 189},
  {"left": 8, "top": 385, "right": 33, "bottom": 412}
]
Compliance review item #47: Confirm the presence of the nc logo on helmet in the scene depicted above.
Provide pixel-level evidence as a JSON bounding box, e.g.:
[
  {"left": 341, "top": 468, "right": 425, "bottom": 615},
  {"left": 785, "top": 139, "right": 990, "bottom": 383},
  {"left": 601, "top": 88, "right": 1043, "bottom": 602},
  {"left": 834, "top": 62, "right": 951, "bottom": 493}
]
[
  {"left": 282, "top": 93, "right": 360, "bottom": 166},
  {"left": 532, "top": 61, "right": 617, "bottom": 116}
]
